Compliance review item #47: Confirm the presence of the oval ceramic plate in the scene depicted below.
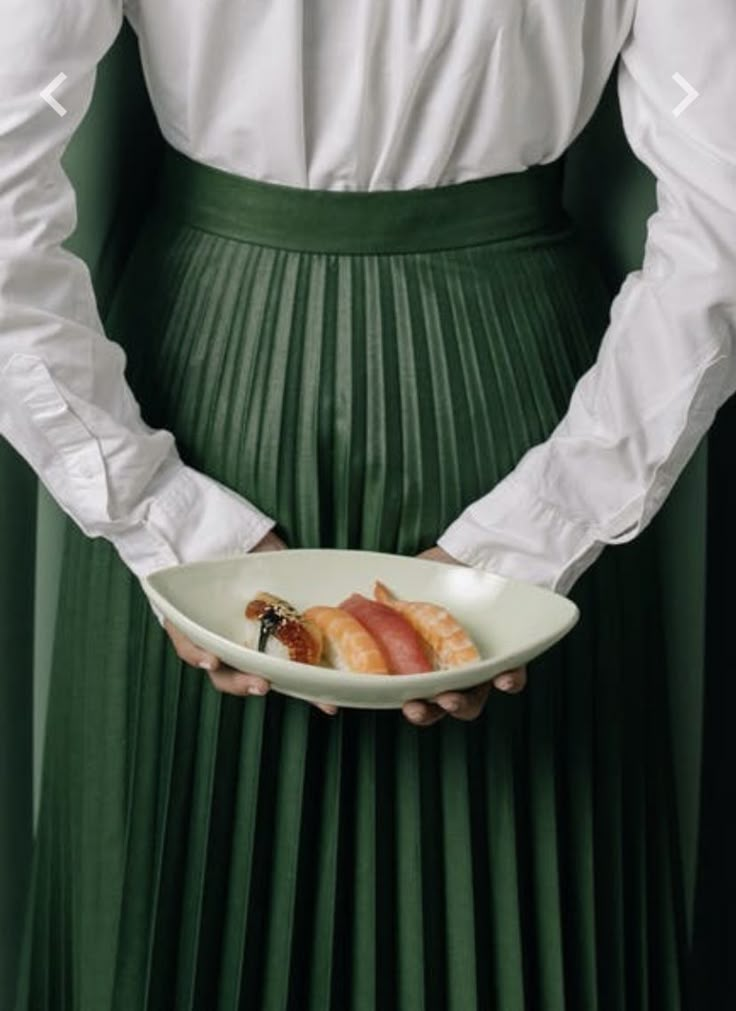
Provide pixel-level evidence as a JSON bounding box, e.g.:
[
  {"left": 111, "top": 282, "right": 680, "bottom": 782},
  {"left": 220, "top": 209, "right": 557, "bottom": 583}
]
[{"left": 140, "top": 549, "right": 579, "bottom": 708}]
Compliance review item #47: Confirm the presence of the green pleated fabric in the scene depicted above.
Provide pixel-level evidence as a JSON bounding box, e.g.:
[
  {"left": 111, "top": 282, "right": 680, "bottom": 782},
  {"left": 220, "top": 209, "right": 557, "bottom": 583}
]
[{"left": 15, "top": 148, "right": 687, "bottom": 1011}]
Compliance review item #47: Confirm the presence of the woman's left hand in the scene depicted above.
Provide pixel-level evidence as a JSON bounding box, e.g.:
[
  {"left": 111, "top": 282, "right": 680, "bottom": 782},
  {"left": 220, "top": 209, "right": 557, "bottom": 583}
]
[{"left": 400, "top": 545, "right": 527, "bottom": 727}]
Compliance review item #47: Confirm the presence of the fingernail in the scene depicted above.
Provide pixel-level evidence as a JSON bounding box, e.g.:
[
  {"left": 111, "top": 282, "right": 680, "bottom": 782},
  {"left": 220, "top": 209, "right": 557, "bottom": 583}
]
[
  {"left": 406, "top": 704, "right": 425, "bottom": 722},
  {"left": 438, "top": 697, "right": 459, "bottom": 712},
  {"left": 320, "top": 705, "right": 338, "bottom": 716},
  {"left": 496, "top": 676, "right": 514, "bottom": 691},
  {"left": 248, "top": 684, "right": 268, "bottom": 696},
  {"left": 198, "top": 659, "right": 215, "bottom": 671}
]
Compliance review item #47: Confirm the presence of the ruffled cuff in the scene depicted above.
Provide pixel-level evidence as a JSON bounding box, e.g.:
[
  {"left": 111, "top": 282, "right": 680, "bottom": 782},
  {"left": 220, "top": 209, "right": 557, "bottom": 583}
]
[{"left": 436, "top": 472, "right": 606, "bottom": 597}]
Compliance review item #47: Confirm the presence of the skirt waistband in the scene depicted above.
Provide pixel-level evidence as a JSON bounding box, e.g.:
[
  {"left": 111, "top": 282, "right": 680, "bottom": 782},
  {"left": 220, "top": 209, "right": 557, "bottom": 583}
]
[{"left": 155, "top": 144, "right": 569, "bottom": 254}]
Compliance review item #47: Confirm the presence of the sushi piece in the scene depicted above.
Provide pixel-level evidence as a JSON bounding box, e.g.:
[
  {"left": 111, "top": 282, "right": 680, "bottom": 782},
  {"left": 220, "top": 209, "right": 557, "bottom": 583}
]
[
  {"left": 302, "top": 606, "right": 390, "bottom": 674},
  {"left": 373, "top": 580, "right": 480, "bottom": 669},
  {"left": 339, "top": 593, "right": 433, "bottom": 674},
  {"left": 243, "top": 592, "right": 322, "bottom": 664}
]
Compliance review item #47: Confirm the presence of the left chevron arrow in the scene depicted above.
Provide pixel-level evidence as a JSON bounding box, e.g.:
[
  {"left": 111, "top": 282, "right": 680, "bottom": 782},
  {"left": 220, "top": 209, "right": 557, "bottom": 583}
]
[{"left": 40, "top": 73, "right": 67, "bottom": 116}]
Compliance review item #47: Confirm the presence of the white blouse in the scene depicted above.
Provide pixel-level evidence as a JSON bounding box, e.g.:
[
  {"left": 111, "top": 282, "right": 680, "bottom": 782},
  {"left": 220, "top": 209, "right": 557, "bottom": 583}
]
[{"left": 1, "top": 0, "right": 735, "bottom": 620}]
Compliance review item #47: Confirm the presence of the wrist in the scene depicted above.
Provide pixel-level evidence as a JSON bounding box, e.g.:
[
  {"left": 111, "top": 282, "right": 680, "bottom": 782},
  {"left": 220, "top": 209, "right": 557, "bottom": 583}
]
[
  {"left": 417, "top": 544, "right": 467, "bottom": 566},
  {"left": 251, "top": 529, "right": 288, "bottom": 552}
]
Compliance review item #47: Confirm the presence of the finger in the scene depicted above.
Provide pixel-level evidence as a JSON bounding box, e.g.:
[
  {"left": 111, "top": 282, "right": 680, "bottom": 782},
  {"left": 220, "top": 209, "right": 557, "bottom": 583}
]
[
  {"left": 206, "top": 666, "right": 271, "bottom": 697},
  {"left": 492, "top": 666, "right": 528, "bottom": 694},
  {"left": 431, "top": 681, "right": 492, "bottom": 720},
  {"left": 164, "top": 619, "right": 222, "bottom": 671},
  {"left": 313, "top": 702, "right": 339, "bottom": 716},
  {"left": 402, "top": 700, "right": 446, "bottom": 727}
]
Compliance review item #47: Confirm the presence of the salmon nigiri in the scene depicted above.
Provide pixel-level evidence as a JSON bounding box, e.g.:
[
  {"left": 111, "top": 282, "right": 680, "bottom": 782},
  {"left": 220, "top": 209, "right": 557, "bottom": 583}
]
[
  {"left": 373, "top": 581, "right": 480, "bottom": 669},
  {"left": 339, "top": 594, "right": 433, "bottom": 674},
  {"left": 302, "top": 606, "right": 390, "bottom": 674}
]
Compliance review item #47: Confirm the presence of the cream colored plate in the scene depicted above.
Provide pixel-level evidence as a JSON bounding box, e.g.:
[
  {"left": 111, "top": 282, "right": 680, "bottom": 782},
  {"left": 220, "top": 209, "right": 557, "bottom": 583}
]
[{"left": 141, "top": 549, "right": 579, "bottom": 709}]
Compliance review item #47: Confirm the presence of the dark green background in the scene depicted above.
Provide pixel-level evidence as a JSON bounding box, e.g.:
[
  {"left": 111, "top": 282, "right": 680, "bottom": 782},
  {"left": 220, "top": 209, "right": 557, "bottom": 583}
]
[{"left": 1, "top": 23, "right": 729, "bottom": 1006}]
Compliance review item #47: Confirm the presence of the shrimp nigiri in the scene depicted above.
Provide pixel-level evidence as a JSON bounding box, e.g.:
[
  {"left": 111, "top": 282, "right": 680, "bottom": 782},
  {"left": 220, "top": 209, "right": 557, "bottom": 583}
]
[
  {"left": 373, "top": 581, "right": 480, "bottom": 669},
  {"left": 302, "top": 606, "right": 390, "bottom": 674},
  {"left": 339, "top": 594, "right": 433, "bottom": 674}
]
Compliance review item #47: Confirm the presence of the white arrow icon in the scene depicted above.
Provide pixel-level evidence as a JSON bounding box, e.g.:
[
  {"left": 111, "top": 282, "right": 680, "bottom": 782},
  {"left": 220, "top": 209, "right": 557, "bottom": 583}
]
[
  {"left": 40, "top": 73, "right": 67, "bottom": 116},
  {"left": 671, "top": 72, "right": 699, "bottom": 117}
]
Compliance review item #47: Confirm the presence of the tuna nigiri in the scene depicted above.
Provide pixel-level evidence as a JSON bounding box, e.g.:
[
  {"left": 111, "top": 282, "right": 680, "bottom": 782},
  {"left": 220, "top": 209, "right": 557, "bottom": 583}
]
[
  {"left": 373, "top": 581, "right": 480, "bottom": 669},
  {"left": 302, "top": 606, "right": 390, "bottom": 674},
  {"left": 339, "top": 593, "right": 433, "bottom": 674}
]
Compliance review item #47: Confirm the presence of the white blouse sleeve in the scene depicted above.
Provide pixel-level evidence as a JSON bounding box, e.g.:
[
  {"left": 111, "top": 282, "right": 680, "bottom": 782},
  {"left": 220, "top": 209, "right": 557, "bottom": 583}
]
[
  {"left": 0, "top": 2, "right": 275, "bottom": 622},
  {"left": 438, "top": 0, "right": 736, "bottom": 596}
]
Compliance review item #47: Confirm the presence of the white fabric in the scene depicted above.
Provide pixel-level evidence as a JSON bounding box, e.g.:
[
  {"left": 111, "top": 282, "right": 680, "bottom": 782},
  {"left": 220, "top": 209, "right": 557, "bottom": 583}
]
[{"left": 1, "top": 2, "right": 734, "bottom": 625}]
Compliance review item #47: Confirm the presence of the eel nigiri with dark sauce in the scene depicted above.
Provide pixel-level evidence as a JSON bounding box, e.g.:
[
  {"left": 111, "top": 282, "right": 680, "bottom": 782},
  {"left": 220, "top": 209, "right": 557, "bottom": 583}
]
[{"left": 243, "top": 592, "right": 322, "bottom": 664}]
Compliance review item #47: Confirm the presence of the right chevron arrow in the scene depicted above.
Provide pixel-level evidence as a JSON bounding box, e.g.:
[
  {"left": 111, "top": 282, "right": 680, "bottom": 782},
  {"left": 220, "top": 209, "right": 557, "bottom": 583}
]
[{"left": 671, "top": 73, "right": 699, "bottom": 117}]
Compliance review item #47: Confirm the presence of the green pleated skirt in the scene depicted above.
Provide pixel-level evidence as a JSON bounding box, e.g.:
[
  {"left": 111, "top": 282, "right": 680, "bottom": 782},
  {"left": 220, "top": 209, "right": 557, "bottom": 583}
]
[{"left": 16, "top": 148, "right": 687, "bottom": 1010}]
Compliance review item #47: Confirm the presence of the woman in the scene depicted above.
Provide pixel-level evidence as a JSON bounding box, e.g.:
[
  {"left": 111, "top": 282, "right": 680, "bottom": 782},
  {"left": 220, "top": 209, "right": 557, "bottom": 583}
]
[{"left": 3, "top": 1, "right": 735, "bottom": 1008}]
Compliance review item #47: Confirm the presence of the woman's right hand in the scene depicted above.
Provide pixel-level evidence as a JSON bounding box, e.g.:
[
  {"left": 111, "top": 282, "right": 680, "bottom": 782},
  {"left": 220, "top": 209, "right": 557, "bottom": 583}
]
[{"left": 163, "top": 530, "right": 339, "bottom": 716}]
